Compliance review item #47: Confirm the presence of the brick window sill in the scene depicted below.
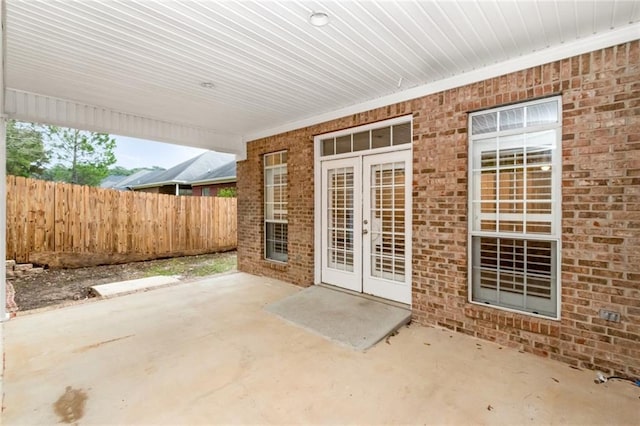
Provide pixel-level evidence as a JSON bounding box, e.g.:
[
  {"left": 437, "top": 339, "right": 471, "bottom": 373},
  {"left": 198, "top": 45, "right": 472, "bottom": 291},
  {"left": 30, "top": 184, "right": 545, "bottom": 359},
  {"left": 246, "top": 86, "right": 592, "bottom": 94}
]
[
  {"left": 464, "top": 304, "right": 560, "bottom": 337},
  {"left": 263, "top": 260, "right": 288, "bottom": 272}
]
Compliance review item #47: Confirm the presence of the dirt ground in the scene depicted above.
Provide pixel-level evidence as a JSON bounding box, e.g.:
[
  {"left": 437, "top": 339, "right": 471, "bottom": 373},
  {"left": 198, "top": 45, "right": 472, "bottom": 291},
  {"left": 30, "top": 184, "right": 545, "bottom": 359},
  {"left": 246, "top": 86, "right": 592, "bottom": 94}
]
[{"left": 9, "top": 251, "right": 237, "bottom": 312}]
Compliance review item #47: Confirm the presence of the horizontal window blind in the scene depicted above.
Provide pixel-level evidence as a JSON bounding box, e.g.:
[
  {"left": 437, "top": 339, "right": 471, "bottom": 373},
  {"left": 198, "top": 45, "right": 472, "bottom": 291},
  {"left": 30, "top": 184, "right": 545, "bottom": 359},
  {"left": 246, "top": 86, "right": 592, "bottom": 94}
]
[
  {"left": 469, "top": 97, "right": 561, "bottom": 318},
  {"left": 265, "top": 151, "right": 288, "bottom": 262}
]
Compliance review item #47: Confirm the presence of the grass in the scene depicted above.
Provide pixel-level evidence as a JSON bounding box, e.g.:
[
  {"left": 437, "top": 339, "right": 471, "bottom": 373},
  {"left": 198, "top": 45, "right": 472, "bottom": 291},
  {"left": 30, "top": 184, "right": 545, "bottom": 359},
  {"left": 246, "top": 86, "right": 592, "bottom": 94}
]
[
  {"left": 144, "top": 260, "right": 184, "bottom": 277},
  {"left": 192, "top": 256, "right": 237, "bottom": 276},
  {"left": 144, "top": 254, "right": 237, "bottom": 278}
]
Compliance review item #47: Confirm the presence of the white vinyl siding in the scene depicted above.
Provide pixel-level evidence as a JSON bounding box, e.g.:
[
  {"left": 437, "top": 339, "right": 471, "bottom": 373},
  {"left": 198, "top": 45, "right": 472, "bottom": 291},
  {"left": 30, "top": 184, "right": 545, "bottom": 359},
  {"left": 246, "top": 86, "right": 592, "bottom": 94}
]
[
  {"left": 469, "top": 97, "right": 561, "bottom": 318},
  {"left": 264, "top": 151, "right": 288, "bottom": 262}
]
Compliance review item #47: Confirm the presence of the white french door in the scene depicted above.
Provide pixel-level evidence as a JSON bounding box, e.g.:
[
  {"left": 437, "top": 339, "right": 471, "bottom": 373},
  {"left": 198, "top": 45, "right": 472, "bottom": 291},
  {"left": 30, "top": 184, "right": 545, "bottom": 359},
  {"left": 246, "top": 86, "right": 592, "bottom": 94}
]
[
  {"left": 321, "top": 150, "right": 411, "bottom": 304},
  {"left": 321, "top": 158, "right": 361, "bottom": 290}
]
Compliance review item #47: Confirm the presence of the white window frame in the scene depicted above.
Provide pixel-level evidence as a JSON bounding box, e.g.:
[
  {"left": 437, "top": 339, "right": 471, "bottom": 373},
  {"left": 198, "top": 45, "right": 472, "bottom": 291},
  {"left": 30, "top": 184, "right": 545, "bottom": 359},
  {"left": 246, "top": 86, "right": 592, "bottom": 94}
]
[
  {"left": 468, "top": 96, "right": 562, "bottom": 319},
  {"left": 264, "top": 151, "right": 288, "bottom": 263}
]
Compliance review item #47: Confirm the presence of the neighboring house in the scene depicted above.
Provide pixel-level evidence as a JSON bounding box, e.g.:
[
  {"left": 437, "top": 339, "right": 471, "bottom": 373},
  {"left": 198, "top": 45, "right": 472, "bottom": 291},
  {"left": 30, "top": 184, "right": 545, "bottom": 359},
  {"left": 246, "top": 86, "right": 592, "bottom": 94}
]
[
  {"left": 100, "top": 169, "right": 160, "bottom": 191},
  {"left": 117, "top": 169, "right": 164, "bottom": 190},
  {"left": 238, "top": 41, "right": 639, "bottom": 376},
  {"left": 127, "top": 152, "right": 234, "bottom": 195},
  {"left": 190, "top": 160, "right": 236, "bottom": 197}
]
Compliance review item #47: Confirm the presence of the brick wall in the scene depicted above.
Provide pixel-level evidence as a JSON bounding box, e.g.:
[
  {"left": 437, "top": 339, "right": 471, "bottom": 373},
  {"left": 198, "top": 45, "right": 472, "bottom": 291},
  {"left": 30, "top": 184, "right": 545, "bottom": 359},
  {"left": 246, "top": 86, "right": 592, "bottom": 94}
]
[{"left": 238, "top": 41, "right": 640, "bottom": 376}]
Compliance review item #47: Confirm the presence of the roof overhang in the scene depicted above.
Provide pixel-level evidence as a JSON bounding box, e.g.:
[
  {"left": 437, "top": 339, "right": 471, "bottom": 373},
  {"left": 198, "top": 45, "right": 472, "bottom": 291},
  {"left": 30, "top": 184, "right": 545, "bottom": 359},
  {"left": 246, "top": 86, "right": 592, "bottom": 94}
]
[
  {"left": 190, "top": 176, "right": 237, "bottom": 186},
  {"left": 5, "top": 88, "right": 244, "bottom": 157}
]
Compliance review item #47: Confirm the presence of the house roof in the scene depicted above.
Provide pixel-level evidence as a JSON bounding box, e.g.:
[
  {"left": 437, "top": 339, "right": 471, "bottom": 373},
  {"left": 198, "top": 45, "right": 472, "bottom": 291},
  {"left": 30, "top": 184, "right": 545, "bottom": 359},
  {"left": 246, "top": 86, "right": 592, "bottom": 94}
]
[
  {"left": 5, "top": 1, "right": 639, "bottom": 158},
  {"left": 127, "top": 151, "right": 234, "bottom": 189},
  {"left": 100, "top": 169, "right": 162, "bottom": 190},
  {"left": 100, "top": 175, "right": 127, "bottom": 189},
  {"left": 190, "top": 161, "right": 237, "bottom": 186},
  {"left": 116, "top": 169, "right": 163, "bottom": 188}
]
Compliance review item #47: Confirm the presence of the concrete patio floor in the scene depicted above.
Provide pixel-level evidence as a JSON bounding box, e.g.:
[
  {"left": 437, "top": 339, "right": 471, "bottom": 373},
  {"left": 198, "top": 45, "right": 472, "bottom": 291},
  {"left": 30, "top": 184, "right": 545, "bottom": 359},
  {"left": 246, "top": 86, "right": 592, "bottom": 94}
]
[{"left": 2, "top": 272, "right": 638, "bottom": 425}]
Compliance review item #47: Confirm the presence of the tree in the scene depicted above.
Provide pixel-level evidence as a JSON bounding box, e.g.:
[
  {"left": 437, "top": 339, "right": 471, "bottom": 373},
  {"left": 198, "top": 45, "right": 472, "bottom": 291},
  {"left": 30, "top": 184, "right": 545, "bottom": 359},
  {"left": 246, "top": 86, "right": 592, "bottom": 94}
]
[
  {"left": 108, "top": 165, "right": 136, "bottom": 177},
  {"left": 46, "top": 127, "right": 117, "bottom": 186},
  {"left": 6, "top": 120, "right": 49, "bottom": 178}
]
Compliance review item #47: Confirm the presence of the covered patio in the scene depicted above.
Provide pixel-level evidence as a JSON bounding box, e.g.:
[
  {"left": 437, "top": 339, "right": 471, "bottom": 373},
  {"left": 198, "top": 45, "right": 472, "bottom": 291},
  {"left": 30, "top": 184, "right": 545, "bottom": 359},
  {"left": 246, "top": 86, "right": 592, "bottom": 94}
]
[
  {"left": 3, "top": 273, "right": 638, "bottom": 424},
  {"left": 2, "top": 1, "right": 640, "bottom": 418}
]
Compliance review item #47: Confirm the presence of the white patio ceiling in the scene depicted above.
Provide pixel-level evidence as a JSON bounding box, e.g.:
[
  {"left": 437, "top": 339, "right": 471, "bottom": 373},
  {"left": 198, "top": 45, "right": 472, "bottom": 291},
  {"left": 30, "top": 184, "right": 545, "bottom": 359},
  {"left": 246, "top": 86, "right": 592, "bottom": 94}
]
[{"left": 5, "top": 0, "right": 640, "bottom": 157}]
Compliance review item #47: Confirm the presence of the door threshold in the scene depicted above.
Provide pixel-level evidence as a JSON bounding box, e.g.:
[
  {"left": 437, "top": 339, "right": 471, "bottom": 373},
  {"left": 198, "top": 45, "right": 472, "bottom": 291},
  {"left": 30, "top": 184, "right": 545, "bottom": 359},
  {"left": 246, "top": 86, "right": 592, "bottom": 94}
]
[{"left": 316, "top": 283, "right": 411, "bottom": 310}]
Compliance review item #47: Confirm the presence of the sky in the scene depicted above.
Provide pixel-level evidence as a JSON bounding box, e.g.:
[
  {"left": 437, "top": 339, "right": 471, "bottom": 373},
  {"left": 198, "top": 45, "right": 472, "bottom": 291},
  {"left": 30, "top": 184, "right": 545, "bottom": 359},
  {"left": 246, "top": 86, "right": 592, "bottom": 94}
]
[{"left": 111, "top": 135, "right": 234, "bottom": 170}]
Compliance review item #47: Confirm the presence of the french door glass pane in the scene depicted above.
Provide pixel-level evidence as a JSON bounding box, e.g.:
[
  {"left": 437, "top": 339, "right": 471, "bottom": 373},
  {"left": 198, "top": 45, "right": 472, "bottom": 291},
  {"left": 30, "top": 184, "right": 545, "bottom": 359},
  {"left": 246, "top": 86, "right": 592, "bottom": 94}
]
[
  {"left": 327, "top": 167, "right": 354, "bottom": 272},
  {"left": 370, "top": 162, "right": 405, "bottom": 282}
]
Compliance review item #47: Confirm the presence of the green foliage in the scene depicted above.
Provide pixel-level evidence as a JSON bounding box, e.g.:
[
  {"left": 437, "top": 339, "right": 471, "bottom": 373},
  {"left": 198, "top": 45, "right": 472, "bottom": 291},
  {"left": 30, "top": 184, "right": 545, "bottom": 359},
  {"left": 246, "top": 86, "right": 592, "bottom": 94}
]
[
  {"left": 217, "top": 187, "right": 237, "bottom": 198},
  {"left": 6, "top": 120, "right": 49, "bottom": 178},
  {"left": 46, "top": 127, "right": 117, "bottom": 186},
  {"left": 106, "top": 165, "right": 165, "bottom": 179},
  {"left": 192, "top": 257, "right": 237, "bottom": 276},
  {"left": 144, "top": 255, "right": 237, "bottom": 277},
  {"left": 108, "top": 165, "right": 136, "bottom": 177},
  {"left": 42, "top": 164, "right": 71, "bottom": 182}
]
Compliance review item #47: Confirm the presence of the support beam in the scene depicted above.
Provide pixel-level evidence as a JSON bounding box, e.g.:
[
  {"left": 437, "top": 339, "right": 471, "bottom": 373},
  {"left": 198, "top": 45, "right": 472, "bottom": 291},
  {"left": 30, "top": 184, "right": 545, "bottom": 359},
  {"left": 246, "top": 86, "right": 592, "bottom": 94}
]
[
  {"left": 0, "top": 117, "right": 6, "bottom": 322},
  {"left": 4, "top": 88, "right": 244, "bottom": 157},
  {"left": 1, "top": 0, "right": 7, "bottom": 321}
]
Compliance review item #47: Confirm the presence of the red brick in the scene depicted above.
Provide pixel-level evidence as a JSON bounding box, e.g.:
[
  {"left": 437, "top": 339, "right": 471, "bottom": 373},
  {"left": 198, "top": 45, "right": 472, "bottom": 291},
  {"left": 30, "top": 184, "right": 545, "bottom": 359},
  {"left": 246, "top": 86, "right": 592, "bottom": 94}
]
[{"left": 239, "top": 41, "right": 640, "bottom": 376}]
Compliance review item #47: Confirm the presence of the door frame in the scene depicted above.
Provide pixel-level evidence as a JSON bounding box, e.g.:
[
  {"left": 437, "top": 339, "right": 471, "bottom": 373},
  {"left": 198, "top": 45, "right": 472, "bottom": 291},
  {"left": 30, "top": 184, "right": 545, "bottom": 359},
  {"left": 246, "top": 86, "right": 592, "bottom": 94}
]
[{"left": 313, "top": 115, "right": 413, "bottom": 306}]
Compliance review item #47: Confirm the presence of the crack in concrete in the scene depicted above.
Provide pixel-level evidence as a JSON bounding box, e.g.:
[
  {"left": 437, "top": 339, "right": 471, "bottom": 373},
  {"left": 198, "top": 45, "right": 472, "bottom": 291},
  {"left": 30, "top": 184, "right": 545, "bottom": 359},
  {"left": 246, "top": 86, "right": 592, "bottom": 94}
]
[{"left": 73, "top": 334, "right": 135, "bottom": 353}]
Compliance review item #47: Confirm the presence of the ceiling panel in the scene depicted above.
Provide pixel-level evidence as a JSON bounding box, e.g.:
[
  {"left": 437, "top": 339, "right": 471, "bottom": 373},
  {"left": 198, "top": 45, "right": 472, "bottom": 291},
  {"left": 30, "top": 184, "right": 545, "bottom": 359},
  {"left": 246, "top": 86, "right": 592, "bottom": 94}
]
[{"left": 5, "top": 0, "right": 639, "bottom": 150}]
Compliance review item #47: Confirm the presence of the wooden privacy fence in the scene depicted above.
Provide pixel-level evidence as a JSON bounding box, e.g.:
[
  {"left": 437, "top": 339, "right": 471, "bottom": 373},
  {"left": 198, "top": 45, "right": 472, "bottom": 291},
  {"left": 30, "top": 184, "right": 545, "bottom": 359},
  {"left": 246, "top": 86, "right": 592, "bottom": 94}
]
[{"left": 5, "top": 176, "right": 237, "bottom": 268}]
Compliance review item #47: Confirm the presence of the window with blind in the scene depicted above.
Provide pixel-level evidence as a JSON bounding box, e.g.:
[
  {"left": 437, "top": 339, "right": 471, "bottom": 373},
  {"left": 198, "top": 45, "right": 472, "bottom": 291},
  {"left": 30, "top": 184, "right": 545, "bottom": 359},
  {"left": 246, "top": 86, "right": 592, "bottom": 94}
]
[
  {"left": 469, "top": 97, "right": 561, "bottom": 318},
  {"left": 264, "top": 151, "right": 288, "bottom": 262}
]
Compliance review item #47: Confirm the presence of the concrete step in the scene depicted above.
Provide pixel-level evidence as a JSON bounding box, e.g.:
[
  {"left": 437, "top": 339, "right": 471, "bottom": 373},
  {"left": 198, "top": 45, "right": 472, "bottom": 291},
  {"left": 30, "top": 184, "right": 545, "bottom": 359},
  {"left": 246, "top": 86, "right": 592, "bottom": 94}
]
[{"left": 89, "top": 276, "right": 181, "bottom": 298}]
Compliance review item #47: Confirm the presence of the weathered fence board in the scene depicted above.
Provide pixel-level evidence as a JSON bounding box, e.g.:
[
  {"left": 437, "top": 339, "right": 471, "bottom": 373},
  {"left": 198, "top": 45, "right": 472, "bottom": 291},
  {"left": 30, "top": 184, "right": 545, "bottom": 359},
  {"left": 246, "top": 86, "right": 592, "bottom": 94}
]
[{"left": 5, "top": 176, "right": 237, "bottom": 267}]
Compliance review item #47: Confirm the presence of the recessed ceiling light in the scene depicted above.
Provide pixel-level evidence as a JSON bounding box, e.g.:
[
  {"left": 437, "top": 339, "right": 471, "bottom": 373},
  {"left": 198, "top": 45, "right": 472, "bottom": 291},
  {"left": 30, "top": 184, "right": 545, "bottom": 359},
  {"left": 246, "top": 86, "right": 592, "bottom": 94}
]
[
  {"left": 309, "top": 11, "right": 329, "bottom": 27},
  {"left": 200, "top": 81, "right": 215, "bottom": 89}
]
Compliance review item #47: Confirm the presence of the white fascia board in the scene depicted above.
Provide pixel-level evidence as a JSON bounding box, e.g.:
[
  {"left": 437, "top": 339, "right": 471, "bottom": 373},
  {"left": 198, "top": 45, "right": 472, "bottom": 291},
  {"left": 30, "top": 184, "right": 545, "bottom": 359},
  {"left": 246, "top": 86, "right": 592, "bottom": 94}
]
[
  {"left": 127, "top": 180, "right": 187, "bottom": 190},
  {"left": 4, "top": 88, "right": 244, "bottom": 156},
  {"left": 190, "top": 177, "right": 236, "bottom": 186},
  {"left": 244, "top": 24, "right": 640, "bottom": 143}
]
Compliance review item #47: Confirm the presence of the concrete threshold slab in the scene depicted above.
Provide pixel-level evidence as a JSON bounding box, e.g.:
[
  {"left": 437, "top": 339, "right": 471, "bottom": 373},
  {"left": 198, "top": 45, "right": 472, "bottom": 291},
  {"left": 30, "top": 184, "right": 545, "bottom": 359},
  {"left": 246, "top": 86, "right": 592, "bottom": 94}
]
[
  {"left": 265, "top": 285, "right": 411, "bottom": 351},
  {"left": 89, "top": 276, "right": 180, "bottom": 298}
]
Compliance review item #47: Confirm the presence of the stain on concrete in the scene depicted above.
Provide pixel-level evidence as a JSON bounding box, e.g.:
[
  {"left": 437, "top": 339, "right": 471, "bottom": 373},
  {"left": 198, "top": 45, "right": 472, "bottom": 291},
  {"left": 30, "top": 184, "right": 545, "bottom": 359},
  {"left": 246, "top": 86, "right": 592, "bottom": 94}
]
[
  {"left": 53, "top": 386, "right": 88, "bottom": 423},
  {"left": 72, "top": 334, "right": 135, "bottom": 353}
]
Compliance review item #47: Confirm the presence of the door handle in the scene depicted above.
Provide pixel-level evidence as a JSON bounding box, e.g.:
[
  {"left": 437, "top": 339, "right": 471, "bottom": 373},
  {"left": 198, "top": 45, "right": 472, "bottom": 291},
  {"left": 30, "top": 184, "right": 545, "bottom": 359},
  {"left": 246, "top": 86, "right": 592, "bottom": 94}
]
[{"left": 363, "top": 229, "right": 368, "bottom": 235}]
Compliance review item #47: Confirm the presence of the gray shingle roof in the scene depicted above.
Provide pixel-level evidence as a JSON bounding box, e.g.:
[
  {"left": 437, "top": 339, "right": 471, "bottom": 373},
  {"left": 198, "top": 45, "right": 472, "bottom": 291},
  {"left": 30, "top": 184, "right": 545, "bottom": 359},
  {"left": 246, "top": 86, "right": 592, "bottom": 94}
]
[
  {"left": 128, "top": 151, "right": 234, "bottom": 189},
  {"left": 100, "top": 169, "right": 161, "bottom": 190},
  {"left": 100, "top": 175, "right": 127, "bottom": 188},
  {"left": 190, "top": 160, "right": 236, "bottom": 185},
  {"left": 118, "top": 169, "right": 163, "bottom": 188}
]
